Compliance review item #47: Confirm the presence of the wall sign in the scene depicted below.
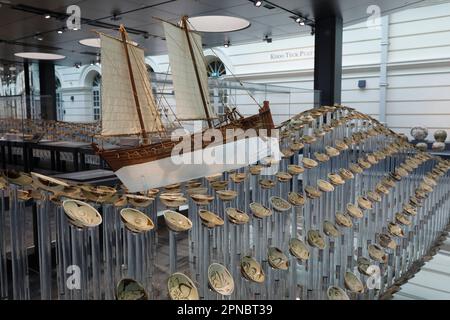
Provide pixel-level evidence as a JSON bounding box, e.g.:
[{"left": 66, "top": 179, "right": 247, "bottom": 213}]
[{"left": 269, "top": 48, "right": 314, "bottom": 61}]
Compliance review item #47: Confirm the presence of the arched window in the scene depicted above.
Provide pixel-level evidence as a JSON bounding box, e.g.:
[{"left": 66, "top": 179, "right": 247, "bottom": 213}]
[
  {"left": 55, "top": 77, "right": 63, "bottom": 121},
  {"left": 206, "top": 56, "right": 227, "bottom": 115},
  {"left": 206, "top": 57, "right": 226, "bottom": 78},
  {"left": 146, "top": 64, "right": 154, "bottom": 74},
  {"left": 92, "top": 73, "right": 101, "bottom": 121}
]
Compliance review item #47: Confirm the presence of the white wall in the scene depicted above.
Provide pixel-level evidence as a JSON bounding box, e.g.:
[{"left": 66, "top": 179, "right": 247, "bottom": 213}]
[{"left": 53, "top": 2, "right": 450, "bottom": 141}]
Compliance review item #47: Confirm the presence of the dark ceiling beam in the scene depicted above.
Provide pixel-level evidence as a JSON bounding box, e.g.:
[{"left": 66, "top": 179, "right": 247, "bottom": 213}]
[
  {"left": 312, "top": 0, "right": 343, "bottom": 106},
  {"left": 7, "top": 1, "right": 177, "bottom": 42}
]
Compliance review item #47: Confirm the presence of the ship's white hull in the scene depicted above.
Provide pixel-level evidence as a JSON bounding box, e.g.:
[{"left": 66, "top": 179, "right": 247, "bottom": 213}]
[{"left": 115, "top": 136, "right": 281, "bottom": 192}]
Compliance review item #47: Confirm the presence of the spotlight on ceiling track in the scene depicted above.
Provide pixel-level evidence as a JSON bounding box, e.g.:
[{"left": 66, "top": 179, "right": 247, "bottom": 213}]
[
  {"left": 254, "top": 1, "right": 263, "bottom": 7},
  {"left": 294, "top": 16, "right": 306, "bottom": 26},
  {"left": 74, "top": 62, "right": 81, "bottom": 68},
  {"left": 263, "top": 34, "right": 272, "bottom": 43},
  {"left": 224, "top": 40, "right": 231, "bottom": 48},
  {"left": 310, "top": 27, "right": 315, "bottom": 36},
  {"left": 34, "top": 34, "right": 44, "bottom": 41}
]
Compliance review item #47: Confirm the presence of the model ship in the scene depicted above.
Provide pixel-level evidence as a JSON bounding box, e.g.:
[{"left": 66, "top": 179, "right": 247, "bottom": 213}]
[{"left": 92, "top": 18, "right": 276, "bottom": 192}]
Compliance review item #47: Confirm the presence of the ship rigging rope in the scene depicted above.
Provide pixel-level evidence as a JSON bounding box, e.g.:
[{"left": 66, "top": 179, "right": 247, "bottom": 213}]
[
  {"left": 129, "top": 44, "right": 173, "bottom": 136},
  {"left": 153, "top": 63, "right": 181, "bottom": 129},
  {"left": 185, "top": 19, "right": 263, "bottom": 110}
]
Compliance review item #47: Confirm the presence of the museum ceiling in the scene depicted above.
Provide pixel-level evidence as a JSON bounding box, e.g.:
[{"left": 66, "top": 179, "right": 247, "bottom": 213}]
[{"left": 0, "top": 0, "right": 445, "bottom": 66}]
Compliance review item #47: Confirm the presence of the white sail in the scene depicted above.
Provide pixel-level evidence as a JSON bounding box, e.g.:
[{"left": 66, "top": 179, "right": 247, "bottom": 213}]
[
  {"left": 100, "top": 33, "right": 164, "bottom": 136},
  {"left": 162, "top": 21, "right": 216, "bottom": 121}
]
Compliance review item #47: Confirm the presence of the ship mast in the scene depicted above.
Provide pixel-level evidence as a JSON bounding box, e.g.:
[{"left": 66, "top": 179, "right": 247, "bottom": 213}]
[
  {"left": 119, "top": 24, "right": 149, "bottom": 144},
  {"left": 181, "top": 16, "right": 213, "bottom": 129}
]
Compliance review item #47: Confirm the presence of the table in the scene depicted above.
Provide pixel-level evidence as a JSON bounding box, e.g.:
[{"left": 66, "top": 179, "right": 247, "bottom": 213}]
[{"left": 0, "top": 139, "right": 107, "bottom": 172}]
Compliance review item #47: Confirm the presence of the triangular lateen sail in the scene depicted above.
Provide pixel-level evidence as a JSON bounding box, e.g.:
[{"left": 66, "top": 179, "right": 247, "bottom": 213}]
[
  {"left": 162, "top": 21, "right": 217, "bottom": 121},
  {"left": 100, "top": 33, "right": 164, "bottom": 136}
]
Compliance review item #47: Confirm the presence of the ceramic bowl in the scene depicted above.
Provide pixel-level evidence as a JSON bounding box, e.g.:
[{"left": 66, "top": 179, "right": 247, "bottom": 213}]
[
  {"left": 323, "top": 220, "right": 341, "bottom": 238},
  {"left": 302, "top": 157, "right": 318, "bottom": 169},
  {"left": 163, "top": 210, "right": 192, "bottom": 232},
  {"left": 288, "top": 192, "right": 305, "bottom": 207},
  {"left": 240, "top": 256, "right": 265, "bottom": 283},
  {"left": 305, "top": 186, "right": 322, "bottom": 199},
  {"left": 190, "top": 194, "right": 214, "bottom": 205},
  {"left": 207, "top": 263, "right": 234, "bottom": 296},
  {"left": 249, "top": 202, "right": 272, "bottom": 219},
  {"left": 167, "top": 273, "right": 199, "bottom": 300},
  {"left": 368, "top": 244, "right": 386, "bottom": 263},
  {"left": 367, "top": 191, "right": 381, "bottom": 203},
  {"left": 325, "top": 146, "right": 340, "bottom": 157},
  {"left": 388, "top": 222, "right": 405, "bottom": 238},
  {"left": 347, "top": 203, "right": 363, "bottom": 219},
  {"left": 335, "top": 212, "right": 353, "bottom": 228},
  {"left": 120, "top": 208, "right": 154, "bottom": 233},
  {"left": 216, "top": 190, "right": 238, "bottom": 201},
  {"left": 199, "top": 209, "right": 224, "bottom": 228},
  {"left": 226, "top": 208, "right": 250, "bottom": 225},
  {"left": 344, "top": 271, "right": 364, "bottom": 293},
  {"left": 328, "top": 173, "right": 345, "bottom": 185},
  {"left": 357, "top": 196, "right": 373, "bottom": 210},
  {"left": 307, "top": 230, "right": 326, "bottom": 249},
  {"left": 287, "top": 165, "right": 305, "bottom": 175},
  {"left": 288, "top": 238, "right": 310, "bottom": 261},
  {"left": 314, "top": 152, "right": 330, "bottom": 163},
  {"left": 259, "top": 179, "right": 275, "bottom": 189},
  {"left": 116, "top": 278, "right": 148, "bottom": 300},
  {"left": 276, "top": 172, "right": 293, "bottom": 183},
  {"left": 62, "top": 199, "right": 102, "bottom": 228},
  {"left": 31, "top": 172, "right": 69, "bottom": 193},
  {"left": 327, "top": 286, "right": 350, "bottom": 300},
  {"left": 267, "top": 247, "right": 289, "bottom": 270},
  {"left": 338, "top": 168, "right": 354, "bottom": 180},
  {"left": 378, "top": 233, "right": 397, "bottom": 250}
]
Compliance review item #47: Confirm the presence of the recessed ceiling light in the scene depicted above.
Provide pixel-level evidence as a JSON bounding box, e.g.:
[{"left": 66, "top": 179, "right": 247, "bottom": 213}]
[
  {"left": 14, "top": 52, "right": 66, "bottom": 60},
  {"left": 57, "top": 29, "right": 63, "bottom": 34},
  {"left": 254, "top": 0, "right": 263, "bottom": 7},
  {"left": 187, "top": 16, "right": 250, "bottom": 33},
  {"left": 79, "top": 37, "right": 138, "bottom": 48},
  {"left": 44, "top": 14, "right": 51, "bottom": 19}
]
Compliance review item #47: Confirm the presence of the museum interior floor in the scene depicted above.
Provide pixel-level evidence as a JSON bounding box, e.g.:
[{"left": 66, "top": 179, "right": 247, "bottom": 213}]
[{"left": 393, "top": 236, "right": 450, "bottom": 300}]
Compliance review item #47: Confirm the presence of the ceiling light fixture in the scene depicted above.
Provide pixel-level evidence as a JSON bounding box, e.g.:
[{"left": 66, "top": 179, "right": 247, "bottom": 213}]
[
  {"left": 57, "top": 29, "right": 63, "bottom": 34},
  {"left": 74, "top": 62, "right": 81, "bottom": 68},
  {"left": 224, "top": 40, "right": 230, "bottom": 48},
  {"left": 187, "top": 16, "right": 250, "bottom": 33},
  {"left": 254, "top": 0, "right": 263, "bottom": 7},
  {"left": 34, "top": 34, "right": 44, "bottom": 41},
  {"left": 293, "top": 15, "right": 307, "bottom": 26},
  {"left": 79, "top": 38, "right": 101, "bottom": 48},
  {"left": 14, "top": 52, "right": 66, "bottom": 60},
  {"left": 44, "top": 14, "right": 51, "bottom": 19},
  {"left": 263, "top": 34, "right": 272, "bottom": 43}
]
